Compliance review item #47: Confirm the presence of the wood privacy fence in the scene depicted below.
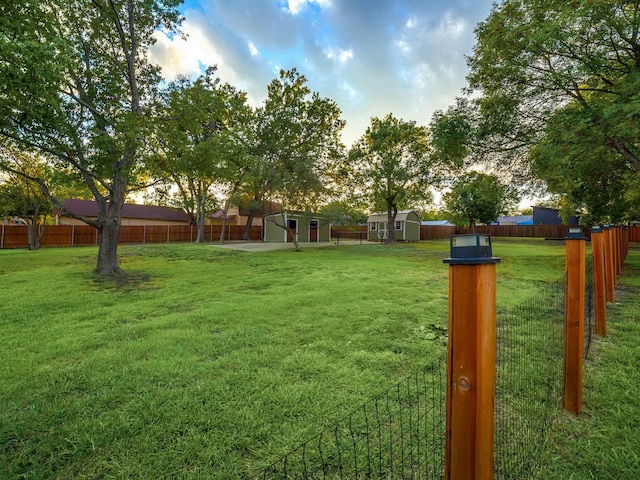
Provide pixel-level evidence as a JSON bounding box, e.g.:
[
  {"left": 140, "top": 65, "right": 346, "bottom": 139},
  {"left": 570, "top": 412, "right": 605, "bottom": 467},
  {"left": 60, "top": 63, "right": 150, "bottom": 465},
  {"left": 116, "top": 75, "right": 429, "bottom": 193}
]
[
  {"left": 420, "top": 225, "right": 456, "bottom": 240},
  {"left": 0, "top": 224, "right": 262, "bottom": 249},
  {"left": 457, "top": 224, "right": 575, "bottom": 238},
  {"left": 3, "top": 224, "right": 640, "bottom": 249},
  {"left": 331, "top": 225, "right": 457, "bottom": 240}
]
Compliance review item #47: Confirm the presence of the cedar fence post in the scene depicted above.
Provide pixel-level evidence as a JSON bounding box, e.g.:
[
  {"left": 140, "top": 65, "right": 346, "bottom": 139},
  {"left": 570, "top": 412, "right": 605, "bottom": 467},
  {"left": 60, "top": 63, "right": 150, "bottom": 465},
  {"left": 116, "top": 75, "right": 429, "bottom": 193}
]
[
  {"left": 603, "top": 225, "right": 615, "bottom": 303},
  {"left": 591, "top": 226, "right": 607, "bottom": 337},
  {"left": 564, "top": 228, "right": 586, "bottom": 415},
  {"left": 444, "top": 234, "right": 500, "bottom": 480},
  {"left": 613, "top": 226, "right": 621, "bottom": 277}
]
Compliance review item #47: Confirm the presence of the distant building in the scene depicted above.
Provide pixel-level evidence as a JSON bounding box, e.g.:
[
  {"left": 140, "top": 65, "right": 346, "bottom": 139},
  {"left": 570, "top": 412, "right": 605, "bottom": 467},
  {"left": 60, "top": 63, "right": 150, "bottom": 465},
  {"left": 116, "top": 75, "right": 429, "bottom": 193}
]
[
  {"left": 421, "top": 220, "right": 455, "bottom": 227},
  {"left": 54, "top": 199, "right": 191, "bottom": 226},
  {"left": 496, "top": 215, "right": 533, "bottom": 225},
  {"left": 532, "top": 206, "right": 579, "bottom": 225},
  {"left": 263, "top": 211, "right": 331, "bottom": 243},
  {"left": 367, "top": 210, "right": 421, "bottom": 241}
]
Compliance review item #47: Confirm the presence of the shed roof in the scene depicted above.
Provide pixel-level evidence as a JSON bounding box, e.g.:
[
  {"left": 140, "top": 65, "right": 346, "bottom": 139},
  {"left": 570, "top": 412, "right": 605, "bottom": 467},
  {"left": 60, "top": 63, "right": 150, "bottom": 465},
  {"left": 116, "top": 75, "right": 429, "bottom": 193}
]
[
  {"left": 56, "top": 199, "right": 191, "bottom": 223},
  {"left": 367, "top": 210, "right": 419, "bottom": 222},
  {"left": 421, "top": 220, "right": 454, "bottom": 226},
  {"left": 264, "top": 211, "right": 326, "bottom": 219},
  {"left": 497, "top": 215, "right": 533, "bottom": 225}
]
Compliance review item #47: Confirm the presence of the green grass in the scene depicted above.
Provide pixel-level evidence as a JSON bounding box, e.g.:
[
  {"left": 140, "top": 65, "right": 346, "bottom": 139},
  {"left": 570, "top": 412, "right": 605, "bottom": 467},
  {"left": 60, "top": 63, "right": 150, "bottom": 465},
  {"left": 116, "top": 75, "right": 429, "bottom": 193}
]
[
  {"left": 0, "top": 238, "right": 596, "bottom": 479},
  {"left": 535, "top": 247, "right": 640, "bottom": 480}
]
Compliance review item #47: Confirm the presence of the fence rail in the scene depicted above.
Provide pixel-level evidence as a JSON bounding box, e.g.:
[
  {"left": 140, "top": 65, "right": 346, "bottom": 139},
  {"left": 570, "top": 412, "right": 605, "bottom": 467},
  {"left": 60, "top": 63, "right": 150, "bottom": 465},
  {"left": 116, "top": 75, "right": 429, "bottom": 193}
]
[
  {"left": 457, "top": 224, "right": 575, "bottom": 238},
  {"left": 3, "top": 224, "right": 639, "bottom": 249},
  {"left": 420, "top": 226, "right": 456, "bottom": 240},
  {"left": 0, "top": 224, "right": 262, "bottom": 249},
  {"left": 334, "top": 231, "right": 367, "bottom": 245}
]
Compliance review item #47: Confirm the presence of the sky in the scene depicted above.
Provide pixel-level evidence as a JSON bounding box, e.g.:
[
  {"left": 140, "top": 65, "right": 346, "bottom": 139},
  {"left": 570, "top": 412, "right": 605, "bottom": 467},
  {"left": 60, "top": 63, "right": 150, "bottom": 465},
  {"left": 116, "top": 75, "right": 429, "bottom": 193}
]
[{"left": 148, "top": 0, "right": 498, "bottom": 149}]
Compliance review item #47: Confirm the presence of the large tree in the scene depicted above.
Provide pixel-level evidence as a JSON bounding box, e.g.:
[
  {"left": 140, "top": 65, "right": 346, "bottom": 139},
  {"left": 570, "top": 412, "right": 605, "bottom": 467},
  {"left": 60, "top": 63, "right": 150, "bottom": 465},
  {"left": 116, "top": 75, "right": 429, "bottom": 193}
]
[
  {"left": 347, "top": 114, "right": 433, "bottom": 244},
  {"left": 444, "top": 171, "right": 517, "bottom": 230},
  {"left": 432, "top": 0, "right": 640, "bottom": 221},
  {"left": 251, "top": 69, "right": 345, "bottom": 250},
  {"left": 0, "top": 0, "right": 182, "bottom": 274},
  {"left": 529, "top": 102, "right": 633, "bottom": 224},
  {"left": 155, "top": 68, "right": 252, "bottom": 243},
  {"left": 0, "top": 147, "right": 52, "bottom": 250}
]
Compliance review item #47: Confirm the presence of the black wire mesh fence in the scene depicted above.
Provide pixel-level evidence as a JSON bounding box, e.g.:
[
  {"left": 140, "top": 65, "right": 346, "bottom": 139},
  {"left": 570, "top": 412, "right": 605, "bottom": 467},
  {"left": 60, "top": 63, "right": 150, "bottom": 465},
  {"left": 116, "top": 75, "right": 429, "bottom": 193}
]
[
  {"left": 252, "top": 266, "right": 597, "bottom": 479},
  {"left": 584, "top": 255, "right": 594, "bottom": 359},
  {"left": 251, "top": 355, "right": 447, "bottom": 479},
  {"left": 493, "top": 277, "right": 566, "bottom": 479}
]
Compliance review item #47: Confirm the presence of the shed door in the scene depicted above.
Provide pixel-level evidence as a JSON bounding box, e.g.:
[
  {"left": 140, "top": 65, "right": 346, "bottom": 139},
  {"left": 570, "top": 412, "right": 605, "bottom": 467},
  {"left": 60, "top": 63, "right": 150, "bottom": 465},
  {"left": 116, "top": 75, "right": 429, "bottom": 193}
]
[
  {"left": 310, "top": 220, "right": 319, "bottom": 242},
  {"left": 287, "top": 219, "right": 297, "bottom": 243}
]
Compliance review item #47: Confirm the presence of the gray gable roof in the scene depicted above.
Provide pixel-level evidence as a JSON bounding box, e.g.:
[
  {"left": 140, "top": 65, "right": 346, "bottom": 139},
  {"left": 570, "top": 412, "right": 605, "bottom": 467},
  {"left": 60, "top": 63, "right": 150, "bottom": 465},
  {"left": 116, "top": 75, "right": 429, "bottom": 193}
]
[{"left": 367, "top": 210, "right": 419, "bottom": 223}]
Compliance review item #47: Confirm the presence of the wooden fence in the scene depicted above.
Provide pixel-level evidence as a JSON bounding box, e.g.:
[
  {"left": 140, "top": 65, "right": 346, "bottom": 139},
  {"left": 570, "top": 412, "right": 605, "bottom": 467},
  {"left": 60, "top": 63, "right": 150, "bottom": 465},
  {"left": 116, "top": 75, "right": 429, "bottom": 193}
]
[
  {"left": 456, "top": 224, "right": 575, "bottom": 239},
  {"left": 331, "top": 225, "right": 456, "bottom": 241},
  {"left": 420, "top": 225, "right": 457, "bottom": 240},
  {"left": 0, "top": 224, "right": 262, "bottom": 249},
  {"left": 3, "top": 223, "right": 640, "bottom": 249}
]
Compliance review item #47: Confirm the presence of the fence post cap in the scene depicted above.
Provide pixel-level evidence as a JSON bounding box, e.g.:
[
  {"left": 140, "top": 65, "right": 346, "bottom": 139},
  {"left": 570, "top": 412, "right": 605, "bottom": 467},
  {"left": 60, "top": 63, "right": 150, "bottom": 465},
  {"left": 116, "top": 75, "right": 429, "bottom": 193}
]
[
  {"left": 443, "top": 234, "right": 501, "bottom": 265},
  {"left": 565, "top": 227, "right": 587, "bottom": 240}
]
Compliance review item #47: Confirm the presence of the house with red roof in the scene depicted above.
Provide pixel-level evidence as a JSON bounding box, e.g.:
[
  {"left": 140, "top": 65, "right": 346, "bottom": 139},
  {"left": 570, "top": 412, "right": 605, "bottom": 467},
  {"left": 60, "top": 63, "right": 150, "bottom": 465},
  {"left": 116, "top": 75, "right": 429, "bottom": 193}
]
[{"left": 54, "top": 199, "right": 191, "bottom": 226}]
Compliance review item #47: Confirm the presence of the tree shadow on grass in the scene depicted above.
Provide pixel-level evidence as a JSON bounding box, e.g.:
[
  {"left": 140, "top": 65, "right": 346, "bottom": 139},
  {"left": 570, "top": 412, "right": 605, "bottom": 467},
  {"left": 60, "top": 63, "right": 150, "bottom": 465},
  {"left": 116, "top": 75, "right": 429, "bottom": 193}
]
[{"left": 90, "top": 270, "right": 154, "bottom": 293}]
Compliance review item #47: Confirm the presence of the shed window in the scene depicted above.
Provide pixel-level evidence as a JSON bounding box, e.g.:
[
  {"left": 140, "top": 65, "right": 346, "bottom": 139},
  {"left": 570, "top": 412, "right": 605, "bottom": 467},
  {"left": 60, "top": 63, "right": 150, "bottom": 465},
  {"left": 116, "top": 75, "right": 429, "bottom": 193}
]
[
  {"left": 370, "top": 222, "right": 376, "bottom": 231},
  {"left": 379, "top": 222, "right": 386, "bottom": 231},
  {"left": 395, "top": 221, "right": 402, "bottom": 230}
]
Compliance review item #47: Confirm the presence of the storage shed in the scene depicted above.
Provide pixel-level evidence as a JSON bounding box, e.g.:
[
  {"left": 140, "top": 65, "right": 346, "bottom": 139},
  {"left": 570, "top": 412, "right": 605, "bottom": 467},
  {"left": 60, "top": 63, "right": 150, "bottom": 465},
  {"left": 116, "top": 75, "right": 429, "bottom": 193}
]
[
  {"left": 367, "top": 210, "right": 421, "bottom": 241},
  {"left": 263, "top": 212, "right": 331, "bottom": 243}
]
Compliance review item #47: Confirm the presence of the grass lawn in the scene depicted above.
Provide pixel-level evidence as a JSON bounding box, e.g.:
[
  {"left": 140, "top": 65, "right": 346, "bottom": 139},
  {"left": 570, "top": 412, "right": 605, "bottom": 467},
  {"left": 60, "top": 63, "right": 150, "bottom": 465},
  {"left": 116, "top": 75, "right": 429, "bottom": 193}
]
[
  {"left": 535, "top": 246, "right": 640, "bottom": 479},
  {"left": 0, "top": 237, "right": 612, "bottom": 479}
]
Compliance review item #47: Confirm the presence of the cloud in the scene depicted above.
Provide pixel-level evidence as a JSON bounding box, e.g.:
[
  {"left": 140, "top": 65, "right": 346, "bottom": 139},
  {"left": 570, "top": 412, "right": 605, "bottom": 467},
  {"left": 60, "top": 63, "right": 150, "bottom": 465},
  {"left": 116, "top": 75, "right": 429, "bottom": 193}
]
[
  {"left": 324, "top": 47, "right": 353, "bottom": 64},
  {"left": 248, "top": 41, "right": 259, "bottom": 57},
  {"left": 148, "top": 0, "right": 496, "bottom": 146}
]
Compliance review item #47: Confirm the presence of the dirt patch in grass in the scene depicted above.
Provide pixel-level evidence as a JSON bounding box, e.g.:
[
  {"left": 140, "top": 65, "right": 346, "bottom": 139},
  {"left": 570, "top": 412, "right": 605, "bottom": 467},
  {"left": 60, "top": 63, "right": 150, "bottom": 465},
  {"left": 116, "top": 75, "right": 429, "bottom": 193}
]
[{"left": 90, "top": 270, "right": 153, "bottom": 293}]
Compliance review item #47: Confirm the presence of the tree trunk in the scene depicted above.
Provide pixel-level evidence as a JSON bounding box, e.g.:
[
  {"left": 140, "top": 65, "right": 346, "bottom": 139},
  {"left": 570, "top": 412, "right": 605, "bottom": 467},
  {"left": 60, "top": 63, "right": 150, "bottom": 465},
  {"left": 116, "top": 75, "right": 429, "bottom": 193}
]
[
  {"left": 288, "top": 224, "right": 301, "bottom": 250},
  {"left": 95, "top": 220, "right": 122, "bottom": 275},
  {"left": 94, "top": 192, "right": 125, "bottom": 275},
  {"left": 219, "top": 198, "right": 231, "bottom": 243},
  {"left": 287, "top": 225, "right": 301, "bottom": 250},
  {"left": 386, "top": 204, "right": 398, "bottom": 244},
  {"left": 242, "top": 214, "right": 254, "bottom": 240},
  {"left": 26, "top": 222, "right": 43, "bottom": 250},
  {"left": 278, "top": 212, "right": 300, "bottom": 250},
  {"left": 195, "top": 201, "right": 206, "bottom": 243},
  {"left": 195, "top": 187, "right": 207, "bottom": 243},
  {"left": 196, "top": 217, "right": 205, "bottom": 243}
]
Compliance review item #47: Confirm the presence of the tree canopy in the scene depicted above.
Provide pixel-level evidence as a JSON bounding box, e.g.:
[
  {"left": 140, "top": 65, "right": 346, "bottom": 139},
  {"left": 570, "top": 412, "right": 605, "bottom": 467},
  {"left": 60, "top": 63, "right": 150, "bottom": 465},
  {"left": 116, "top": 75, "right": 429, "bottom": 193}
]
[
  {"left": 0, "top": 0, "right": 182, "bottom": 273},
  {"left": 251, "top": 69, "right": 345, "bottom": 249},
  {"left": 444, "top": 171, "right": 517, "bottom": 229},
  {"left": 431, "top": 0, "right": 640, "bottom": 223},
  {"left": 155, "top": 67, "right": 252, "bottom": 242},
  {"left": 347, "top": 114, "right": 433, "bottom": 243}
]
